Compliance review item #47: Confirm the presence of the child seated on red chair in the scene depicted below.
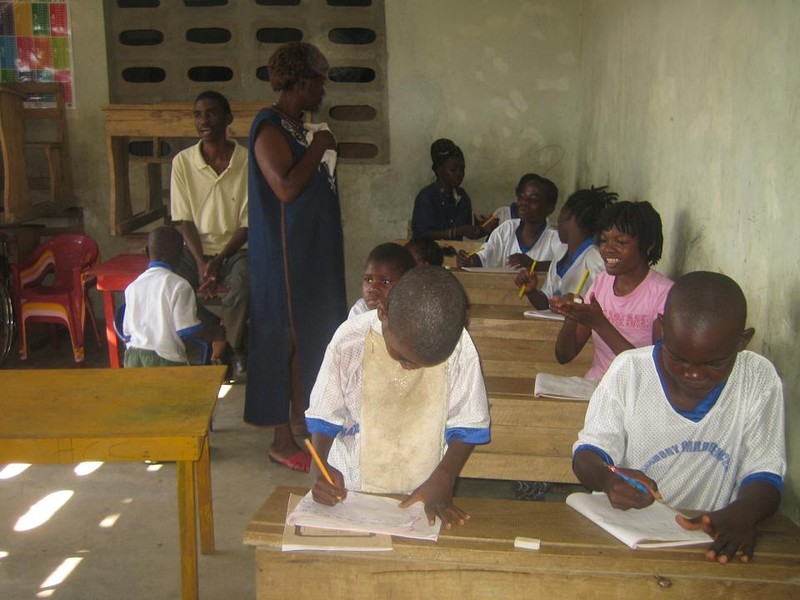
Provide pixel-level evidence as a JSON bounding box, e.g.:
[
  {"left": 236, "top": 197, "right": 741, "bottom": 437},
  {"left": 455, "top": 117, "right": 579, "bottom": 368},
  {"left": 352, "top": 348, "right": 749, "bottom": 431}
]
[{"left": 123, "top": 227, "right": 224, "bottom": 367}]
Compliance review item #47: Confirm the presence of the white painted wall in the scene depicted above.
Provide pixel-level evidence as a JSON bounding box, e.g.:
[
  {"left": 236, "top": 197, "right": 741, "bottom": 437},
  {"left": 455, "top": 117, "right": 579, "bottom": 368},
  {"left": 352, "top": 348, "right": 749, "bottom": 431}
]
[
  {"left": 576, "top": 0, "right": 800, "bottom": 521},
  {"left": 342, "top": 0, "right": 582, "bottom": 300}
]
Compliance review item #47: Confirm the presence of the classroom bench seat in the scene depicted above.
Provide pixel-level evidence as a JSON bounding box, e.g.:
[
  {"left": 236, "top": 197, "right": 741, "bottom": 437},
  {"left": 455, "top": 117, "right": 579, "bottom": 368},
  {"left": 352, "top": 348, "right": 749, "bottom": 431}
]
[{"left": 462, "top": 376, "right": 588, "bottom": 483}]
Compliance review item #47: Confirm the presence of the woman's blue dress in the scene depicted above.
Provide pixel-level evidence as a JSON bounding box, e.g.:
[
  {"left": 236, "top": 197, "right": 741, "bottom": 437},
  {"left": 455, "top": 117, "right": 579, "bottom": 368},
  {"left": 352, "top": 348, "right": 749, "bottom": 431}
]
[{"left": 245, "top": 109, "right": 347, "bottom": 426}]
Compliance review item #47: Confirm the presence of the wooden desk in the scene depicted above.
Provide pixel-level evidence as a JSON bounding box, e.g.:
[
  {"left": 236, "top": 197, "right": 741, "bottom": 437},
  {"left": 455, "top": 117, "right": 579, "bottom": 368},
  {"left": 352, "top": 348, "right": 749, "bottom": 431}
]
[
  {"left": 89, "top": 253, "right": 148, "bottom": 368},
  {"left": 454, "top": 267, "right": 546, "bottom": 306},
  {"left": 0, "top": 366, "right": 225, "bottom": 600},
  {"left": 467, "top": 304, "right": 592, "bottom": 379},
  {"left": 244, "top": 486, "right": 800, "bottom": 599}
]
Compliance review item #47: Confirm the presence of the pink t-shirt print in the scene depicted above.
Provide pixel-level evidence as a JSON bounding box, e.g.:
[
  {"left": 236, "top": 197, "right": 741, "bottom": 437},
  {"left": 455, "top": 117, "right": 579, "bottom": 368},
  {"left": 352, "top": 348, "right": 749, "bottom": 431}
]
[{"left": 585, "top": 270, "right": 673, "bottom": 381}]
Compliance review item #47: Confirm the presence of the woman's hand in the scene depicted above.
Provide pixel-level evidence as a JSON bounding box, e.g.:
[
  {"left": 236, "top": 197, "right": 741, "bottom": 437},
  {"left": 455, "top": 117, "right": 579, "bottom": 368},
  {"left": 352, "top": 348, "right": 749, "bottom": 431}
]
[
  {"left": 310, "top": 128, "right": 337, "bottom": 151},
  {"left": 551, "top": 293, "right": 608, "bottom": 329}
]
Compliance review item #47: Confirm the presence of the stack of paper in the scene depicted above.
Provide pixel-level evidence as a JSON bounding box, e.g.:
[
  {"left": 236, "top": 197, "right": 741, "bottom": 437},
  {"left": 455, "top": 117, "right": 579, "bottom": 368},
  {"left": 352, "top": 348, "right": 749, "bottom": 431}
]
[
  {"left": 534, "top": 373, "right": 597, "bottom": 401},
  {"left": 286, "top": 490, "right": 441, "bottom": 542},
  {"left": 566, "top": 492, "right": 711, "bottom": 549},
  {"left": 282, "top": 494, "right": 393, "bottom": 552}
]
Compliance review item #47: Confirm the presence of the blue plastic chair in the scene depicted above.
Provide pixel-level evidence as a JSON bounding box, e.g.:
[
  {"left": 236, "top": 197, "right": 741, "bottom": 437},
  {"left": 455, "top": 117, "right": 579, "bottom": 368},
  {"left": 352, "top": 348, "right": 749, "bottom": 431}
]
[{"left": 114, "top": 303, "right": 211, "bottom": 365}]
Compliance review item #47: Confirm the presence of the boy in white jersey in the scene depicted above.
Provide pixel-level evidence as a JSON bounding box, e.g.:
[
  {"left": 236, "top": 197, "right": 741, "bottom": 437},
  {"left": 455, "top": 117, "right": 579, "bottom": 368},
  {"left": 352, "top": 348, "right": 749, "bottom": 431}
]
[
  {"left": 573, "top": 271, "right": 785, "bottom": 563},
  {"left": 306, "top": 266, "right": 491, "bottom": 528}
]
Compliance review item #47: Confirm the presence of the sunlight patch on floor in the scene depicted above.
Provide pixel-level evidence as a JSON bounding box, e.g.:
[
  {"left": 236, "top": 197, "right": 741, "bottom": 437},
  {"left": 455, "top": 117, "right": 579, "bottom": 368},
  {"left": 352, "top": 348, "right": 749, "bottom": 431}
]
[
  {"left": 74, "top": 462, "right": 103, "bottom": 476},
  {"left": 14, "top": 490, "right": 74, "bottom": 532},
  {"left": 0, "top": 463, "right": 31, "bottom": 479},
  {"left": 38, "top": 556, "right": 83, "bottom": 595},
  {"left": 99, "top": 513, "right": 121, "bottom": 528}
]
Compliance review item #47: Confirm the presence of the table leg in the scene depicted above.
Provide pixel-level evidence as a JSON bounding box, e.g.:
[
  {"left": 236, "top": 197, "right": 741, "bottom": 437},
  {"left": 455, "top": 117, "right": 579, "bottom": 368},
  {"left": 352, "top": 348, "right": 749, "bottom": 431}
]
[
  {"left": 177, "top": 460, "right": 199, "bottom": 600},
  {"left": 197, "top": 435, "right": 215, "bottom": 554},
  {"left": 102, "top": 290, "right": 121, "bottom": 368}
]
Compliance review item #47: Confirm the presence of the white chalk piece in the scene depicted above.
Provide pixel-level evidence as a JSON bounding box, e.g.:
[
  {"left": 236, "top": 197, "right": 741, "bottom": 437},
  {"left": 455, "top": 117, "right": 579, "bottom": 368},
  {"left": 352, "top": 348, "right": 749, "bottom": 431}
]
[
  {"left": 573, "top": 297, "right": 584, "bottom": 304},
  {"left": 514, "top": 536, "right": 541, "bottom": 551}
]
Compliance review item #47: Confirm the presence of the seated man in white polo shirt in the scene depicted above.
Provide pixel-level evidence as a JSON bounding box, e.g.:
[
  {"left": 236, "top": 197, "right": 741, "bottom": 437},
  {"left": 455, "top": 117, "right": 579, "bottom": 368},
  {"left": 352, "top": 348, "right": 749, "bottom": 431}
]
[{"left": 171, "top": 90, "right": 249, "bottom": 381}]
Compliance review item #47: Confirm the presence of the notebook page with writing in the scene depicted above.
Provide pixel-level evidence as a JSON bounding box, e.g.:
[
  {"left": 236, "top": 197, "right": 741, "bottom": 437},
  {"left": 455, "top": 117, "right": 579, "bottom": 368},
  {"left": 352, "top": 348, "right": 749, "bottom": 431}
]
[
  {"left": 287, "top": 490, "right": 441, "bottom": 541},
  {"left": 566, "top": 492, "right": 712, "bottom": 549}
]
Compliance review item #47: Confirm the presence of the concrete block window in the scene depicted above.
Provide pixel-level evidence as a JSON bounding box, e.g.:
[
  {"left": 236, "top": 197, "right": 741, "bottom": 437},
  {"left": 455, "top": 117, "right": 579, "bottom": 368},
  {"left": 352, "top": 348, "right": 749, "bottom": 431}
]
[{"left": 105, "top": 0, "right": 389, "bottom": 162}]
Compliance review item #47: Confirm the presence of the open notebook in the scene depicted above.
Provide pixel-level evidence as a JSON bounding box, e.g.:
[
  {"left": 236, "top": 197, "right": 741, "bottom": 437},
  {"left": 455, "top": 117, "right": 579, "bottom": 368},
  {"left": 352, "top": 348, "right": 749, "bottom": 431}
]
[
  {"left": 282, "top": 493, "right": 393, "bottom": 552},
  {"left": 566, "top": 492, "right": 712, "bottom": 549},
  {"left": 534, "top": 373, "right": 597, "bottom": 401},
  {"left": 286, "top": 490, "right": 441, "bottom": 542}
]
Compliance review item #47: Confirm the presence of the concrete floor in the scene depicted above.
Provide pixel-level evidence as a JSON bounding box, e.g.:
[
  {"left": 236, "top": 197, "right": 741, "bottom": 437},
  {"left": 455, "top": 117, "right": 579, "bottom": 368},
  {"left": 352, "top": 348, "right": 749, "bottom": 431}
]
[{"left": 0, "top": 330, "right": 576, "bottom": 599}]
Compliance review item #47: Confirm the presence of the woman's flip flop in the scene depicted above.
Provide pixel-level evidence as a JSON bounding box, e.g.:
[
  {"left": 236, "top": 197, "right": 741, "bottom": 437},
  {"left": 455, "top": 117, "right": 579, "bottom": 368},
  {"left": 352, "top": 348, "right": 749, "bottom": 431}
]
[{"left": 268, "top": 449, "right": 311, "bottom": 473}]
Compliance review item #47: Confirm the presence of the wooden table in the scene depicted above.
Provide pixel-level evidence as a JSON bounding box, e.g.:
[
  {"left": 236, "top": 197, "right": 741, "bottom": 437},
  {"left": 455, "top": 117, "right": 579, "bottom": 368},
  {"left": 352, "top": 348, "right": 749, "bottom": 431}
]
[
  {"left": 244, "top": 486, "right": 800, "bottom": 599},
  {"left": 89, "top": 253, "right": 148, "bottom": 368},
  {"left": 0, "top": 366, "right": 226, "bottom": 600}
]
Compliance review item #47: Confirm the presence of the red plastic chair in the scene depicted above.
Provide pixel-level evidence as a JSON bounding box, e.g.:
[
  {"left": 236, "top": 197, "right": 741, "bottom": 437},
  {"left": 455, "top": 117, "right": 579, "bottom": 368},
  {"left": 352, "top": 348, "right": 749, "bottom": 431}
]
[{"left": 11, "top": 233, "right": 102, "bottom": 364}]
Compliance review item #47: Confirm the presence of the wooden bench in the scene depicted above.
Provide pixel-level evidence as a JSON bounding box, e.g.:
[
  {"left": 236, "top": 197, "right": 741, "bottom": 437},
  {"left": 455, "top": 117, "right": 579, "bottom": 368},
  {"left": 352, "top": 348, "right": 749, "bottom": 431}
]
[
  {"left": 462, "top": 303, "right": 592, "bottom": 483},
  {"left": 244, "top": 486, "right": 800, "bottom": 599}
]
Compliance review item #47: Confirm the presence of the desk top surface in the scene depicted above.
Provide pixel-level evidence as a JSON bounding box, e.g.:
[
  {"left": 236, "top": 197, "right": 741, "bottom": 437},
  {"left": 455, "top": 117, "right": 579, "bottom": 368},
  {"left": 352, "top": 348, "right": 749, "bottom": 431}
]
[
  {"left": 0, "top": 366, "right": 224, "bottom": 440},
  {"left": 90, "top": 253, "right": 148, "bottom": 289},
  {"left": 245, "top": 486, "right": 800, "bottom": 584}
]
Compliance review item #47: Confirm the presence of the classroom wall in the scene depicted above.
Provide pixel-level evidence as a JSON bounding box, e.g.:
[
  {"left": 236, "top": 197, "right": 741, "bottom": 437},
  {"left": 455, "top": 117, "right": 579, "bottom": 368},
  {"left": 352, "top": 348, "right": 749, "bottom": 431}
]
[
  {"left": 575, "top": 0, "right": 800, "bottom": 522},
  {"left": 343, "top": 0, "right": 582, "bottom": 298}
]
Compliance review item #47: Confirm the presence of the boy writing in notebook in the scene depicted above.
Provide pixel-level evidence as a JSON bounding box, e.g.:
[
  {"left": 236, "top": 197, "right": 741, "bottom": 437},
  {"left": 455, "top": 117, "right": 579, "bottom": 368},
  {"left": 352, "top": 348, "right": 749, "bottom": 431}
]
[
  {"left": 572, "top": 272, "right": 785, "bottom": 563},
  {"left": 306, "top": 267, "right": 491, "bottom": 528}
]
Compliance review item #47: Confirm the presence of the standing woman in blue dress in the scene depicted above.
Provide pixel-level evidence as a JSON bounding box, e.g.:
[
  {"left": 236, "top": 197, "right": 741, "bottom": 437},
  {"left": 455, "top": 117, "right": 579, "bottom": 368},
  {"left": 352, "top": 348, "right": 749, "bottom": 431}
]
[{"left": 245, "top": 42, "right": 347, "bottom": 472}]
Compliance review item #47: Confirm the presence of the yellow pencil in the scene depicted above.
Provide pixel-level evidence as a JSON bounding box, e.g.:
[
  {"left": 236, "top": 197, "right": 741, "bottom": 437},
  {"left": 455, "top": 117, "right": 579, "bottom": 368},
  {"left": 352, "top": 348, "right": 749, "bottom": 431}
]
[
  {"left": 304, "top": 438, "right": 342, "bottom": 500},
  {"left": 518, "top": 260, "right": 537, "bottom": 299},
  {"left": 574, "top": 268, "right": 591, "bottom": 297}
]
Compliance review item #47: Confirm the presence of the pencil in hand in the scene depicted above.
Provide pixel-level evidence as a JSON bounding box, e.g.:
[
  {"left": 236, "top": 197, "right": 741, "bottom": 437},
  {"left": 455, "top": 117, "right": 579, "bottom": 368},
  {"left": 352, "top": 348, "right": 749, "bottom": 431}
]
[
  {"left": 574, "top": 268, "right": 591, "bottom": 297},
  {"left": 607, "top": 464, "right": 663, "bottom": 502},
  {"left": 304, "top": 438, "right": 343, "bottom": 501},
  {"left": 518, "top": 260, "right": 537, "bottom": 299}
]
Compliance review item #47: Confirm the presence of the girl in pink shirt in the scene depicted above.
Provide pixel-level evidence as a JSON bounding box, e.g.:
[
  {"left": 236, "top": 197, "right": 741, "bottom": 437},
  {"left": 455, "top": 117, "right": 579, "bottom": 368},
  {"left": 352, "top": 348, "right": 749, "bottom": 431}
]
[{"left": 551, "top": 201, "right": 673, "bottom": 381}]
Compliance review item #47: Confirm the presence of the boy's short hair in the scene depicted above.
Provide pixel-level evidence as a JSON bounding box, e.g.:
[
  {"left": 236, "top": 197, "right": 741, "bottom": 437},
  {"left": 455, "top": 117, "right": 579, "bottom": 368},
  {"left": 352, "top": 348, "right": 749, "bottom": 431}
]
[
  {"left": 366, "top": 243, "right": 416, "bottom": 274},
  {"left": 516, "top": 173, "right": 558, "bottom": 207},
  {"left": 404, "top": 239, "right": 445, "bottom": 266},
  {"left": 148, "top": 226, "right": 184, "bottom": 265},
  {"left": 194, "top": 90, "right": 231, "bottom": 115},
  {"left": 666, "top": 271, "right": 747, "bottom": 331},
  {"left": 595, "top": 200, "right": 664, "bottom": 265},
  {"left": 385, "top": 266, "right": 467, "bottom": 364},
  {"left": 563, "top": 186, "right": 618, "bottom": 234}
]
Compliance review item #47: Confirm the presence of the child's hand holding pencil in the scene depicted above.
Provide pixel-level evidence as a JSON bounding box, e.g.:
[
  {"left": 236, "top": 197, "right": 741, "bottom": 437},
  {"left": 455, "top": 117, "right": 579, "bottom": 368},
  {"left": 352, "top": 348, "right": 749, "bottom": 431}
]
[
  {"left": 306, "top": 438, "right": 347, "bottom": 505},
  {"left": 604, "top": 464, "right": 662, "bottom": 510}
]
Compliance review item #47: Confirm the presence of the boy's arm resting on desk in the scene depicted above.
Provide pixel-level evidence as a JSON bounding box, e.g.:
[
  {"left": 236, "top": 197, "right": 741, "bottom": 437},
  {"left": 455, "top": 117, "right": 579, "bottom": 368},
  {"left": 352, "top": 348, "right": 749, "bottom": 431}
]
[
  {"left": 676, "top": 479, "right": 781, "bottom": 564},
  {"left": 400, "top": 440, "right": 475, "bottom": 529}
]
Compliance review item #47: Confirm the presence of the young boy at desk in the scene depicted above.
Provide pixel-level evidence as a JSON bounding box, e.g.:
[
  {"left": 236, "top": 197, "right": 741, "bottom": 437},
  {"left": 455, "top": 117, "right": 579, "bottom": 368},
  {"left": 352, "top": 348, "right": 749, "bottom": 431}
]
[
  {"left": 123, "top": 227, "right": 225, "bottom": 367},
  {"left": 306, "top": 267, "right": 491, "bottom": 528},
  {"left": 348, "top": 243, "right": 416, "bottom": 319},
  {"left": 572, "top": 272, "right": 786, "bottom": 563}
]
